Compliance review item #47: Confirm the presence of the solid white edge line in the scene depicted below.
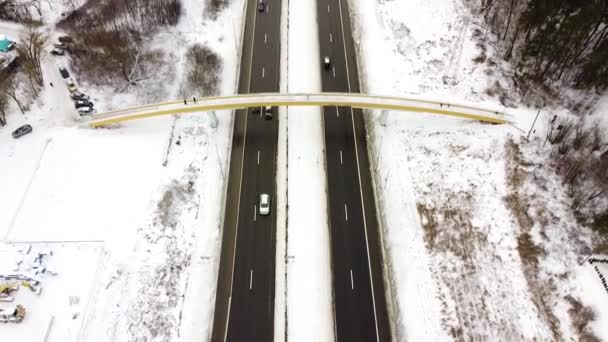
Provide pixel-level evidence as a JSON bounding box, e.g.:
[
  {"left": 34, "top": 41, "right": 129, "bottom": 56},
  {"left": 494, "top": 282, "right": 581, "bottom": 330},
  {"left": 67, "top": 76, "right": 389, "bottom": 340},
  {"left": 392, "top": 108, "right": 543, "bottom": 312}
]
[
  {"left": 349, "top": 108, "right": 381, "bottom": 342},
  {"left": 225, "top": 0, "right": 258, "bottom": 339},
  {"left": 337, "top": 0, "right": 381, "bottom": 337}
]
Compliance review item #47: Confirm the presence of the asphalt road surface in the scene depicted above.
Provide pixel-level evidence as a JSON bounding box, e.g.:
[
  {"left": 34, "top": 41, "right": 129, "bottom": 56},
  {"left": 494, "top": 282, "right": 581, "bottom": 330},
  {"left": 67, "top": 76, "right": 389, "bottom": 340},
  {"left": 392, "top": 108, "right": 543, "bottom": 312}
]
[
  {"left": 211, "top": 0, "right": 281, "bottom": 340},
  {"left": 316, "top": 0, "right": 391, "bottom": 341}
]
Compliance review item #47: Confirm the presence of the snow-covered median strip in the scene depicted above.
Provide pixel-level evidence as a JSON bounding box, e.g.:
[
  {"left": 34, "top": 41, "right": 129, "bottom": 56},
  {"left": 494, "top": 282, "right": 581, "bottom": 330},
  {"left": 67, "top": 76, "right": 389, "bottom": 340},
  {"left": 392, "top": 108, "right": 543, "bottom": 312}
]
[{"left": 286, "top": 0, "right": 334, "bottom": 340}]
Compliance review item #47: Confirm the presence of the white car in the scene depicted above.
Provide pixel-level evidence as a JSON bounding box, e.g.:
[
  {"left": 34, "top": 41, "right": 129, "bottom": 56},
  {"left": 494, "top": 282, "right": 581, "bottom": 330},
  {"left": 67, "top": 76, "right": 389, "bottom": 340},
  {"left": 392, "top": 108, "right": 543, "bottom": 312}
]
[
  {"left": 259, "top": 194, "right": 270, "bottom": 216},
  {"left": 323, "top": 56, "right": 331, "bottom": 69},
  {"left": 66, "top": 78, "right": 77, "bottom": 93},
  {"left": 78, "top": 106, "right": 95, "bottom": 116}
]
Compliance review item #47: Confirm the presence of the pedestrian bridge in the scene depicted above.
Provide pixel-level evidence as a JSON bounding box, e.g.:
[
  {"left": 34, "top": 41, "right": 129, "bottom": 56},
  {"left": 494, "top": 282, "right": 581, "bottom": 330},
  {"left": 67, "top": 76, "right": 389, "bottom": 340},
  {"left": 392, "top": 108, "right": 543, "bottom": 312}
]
[{"left": 88, "top": 92, "right": 510, "bottom": 127}]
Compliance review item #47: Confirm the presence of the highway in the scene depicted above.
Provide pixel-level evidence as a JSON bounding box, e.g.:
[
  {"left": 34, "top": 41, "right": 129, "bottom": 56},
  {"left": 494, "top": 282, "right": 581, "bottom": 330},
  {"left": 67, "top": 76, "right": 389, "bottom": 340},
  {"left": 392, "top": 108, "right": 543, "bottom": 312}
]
[
  {"left": 211, "top": 0, "right": 281, "bottom": 340},
  {"left": 316, "top": 0, "right": 391, "bottom": 341}
]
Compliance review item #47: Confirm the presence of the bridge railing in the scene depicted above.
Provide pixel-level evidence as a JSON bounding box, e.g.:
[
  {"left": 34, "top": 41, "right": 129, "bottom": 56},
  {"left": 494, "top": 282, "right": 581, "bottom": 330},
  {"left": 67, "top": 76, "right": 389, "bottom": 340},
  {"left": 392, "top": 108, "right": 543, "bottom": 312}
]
[{"left": 89, "top": 93, "right": 510, "bottom": 127}]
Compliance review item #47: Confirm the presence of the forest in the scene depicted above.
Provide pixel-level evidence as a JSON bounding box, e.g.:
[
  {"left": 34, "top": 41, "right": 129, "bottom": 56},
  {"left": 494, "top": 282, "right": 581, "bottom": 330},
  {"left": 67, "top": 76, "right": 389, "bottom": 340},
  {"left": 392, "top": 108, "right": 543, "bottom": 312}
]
[{"left": 482, "top": 0, "right": 608, "bottom": 102}]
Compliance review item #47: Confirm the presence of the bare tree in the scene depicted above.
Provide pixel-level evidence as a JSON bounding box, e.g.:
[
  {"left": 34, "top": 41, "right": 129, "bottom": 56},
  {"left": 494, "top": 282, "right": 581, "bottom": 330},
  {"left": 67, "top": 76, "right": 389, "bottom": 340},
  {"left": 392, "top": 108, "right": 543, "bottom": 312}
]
[
  {"left": 184, "top": 44, "right": 222, "bottom": 96},
  {"left": 17, "top": 25, "right": 48, "bottom": 97},
  {"left": 0, "top": 73, "right": 25, "bottom": 114},
  {"left": 31, "top": 0, "right": 42, "bottom": 17},
  {"left": 0, "top": 86, "right": 7, "bottom": 126}
]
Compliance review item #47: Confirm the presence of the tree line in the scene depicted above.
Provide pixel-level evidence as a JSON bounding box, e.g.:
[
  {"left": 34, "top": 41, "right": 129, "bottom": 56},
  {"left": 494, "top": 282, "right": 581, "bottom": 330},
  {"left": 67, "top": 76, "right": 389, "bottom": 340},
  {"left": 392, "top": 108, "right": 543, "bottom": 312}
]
[
  {"left": 0, "top": 26, "right": 47, "bottom": 127},
  {"left": 55, "top": 0, "right": 182, "bottom": 88},
  {"left": 482, "top": 0, "right": 608, "bottom": 97}
]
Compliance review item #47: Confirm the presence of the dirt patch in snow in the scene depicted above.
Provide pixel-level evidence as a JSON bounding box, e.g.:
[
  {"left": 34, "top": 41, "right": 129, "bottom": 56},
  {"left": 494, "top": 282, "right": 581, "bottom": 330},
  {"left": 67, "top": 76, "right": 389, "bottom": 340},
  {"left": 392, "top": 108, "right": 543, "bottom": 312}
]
[{"left": 126, "top": 165, "right": 200, "bottom": 342}]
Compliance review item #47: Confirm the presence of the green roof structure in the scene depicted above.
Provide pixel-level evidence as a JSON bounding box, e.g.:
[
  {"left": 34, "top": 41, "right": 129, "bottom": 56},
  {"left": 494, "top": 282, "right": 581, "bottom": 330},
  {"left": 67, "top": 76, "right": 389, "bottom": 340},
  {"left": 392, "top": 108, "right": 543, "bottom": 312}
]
[{"left": 0, "top": 36, "right": 14, "bottom": 52}]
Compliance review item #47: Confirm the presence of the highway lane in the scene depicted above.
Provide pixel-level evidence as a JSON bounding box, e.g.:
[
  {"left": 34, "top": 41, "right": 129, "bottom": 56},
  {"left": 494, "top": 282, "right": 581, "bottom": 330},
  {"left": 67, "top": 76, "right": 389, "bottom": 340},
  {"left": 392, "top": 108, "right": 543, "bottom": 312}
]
[
  {"left": 316, "top": 0, "right": 391, "bottom": 341},
  {"left": 211, "top": 0, "right": 281, "bottom": 340}
]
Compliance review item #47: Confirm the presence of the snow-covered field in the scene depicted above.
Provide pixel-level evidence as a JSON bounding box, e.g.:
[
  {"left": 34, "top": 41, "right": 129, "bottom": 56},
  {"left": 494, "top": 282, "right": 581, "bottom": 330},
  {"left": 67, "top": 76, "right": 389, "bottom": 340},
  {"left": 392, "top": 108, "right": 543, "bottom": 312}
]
[
  {"left": 0, "top": 0, "right": 242, "bottom": 340},
  {"left": 351, "top": 0, "right": 608, "bottom": 340}
]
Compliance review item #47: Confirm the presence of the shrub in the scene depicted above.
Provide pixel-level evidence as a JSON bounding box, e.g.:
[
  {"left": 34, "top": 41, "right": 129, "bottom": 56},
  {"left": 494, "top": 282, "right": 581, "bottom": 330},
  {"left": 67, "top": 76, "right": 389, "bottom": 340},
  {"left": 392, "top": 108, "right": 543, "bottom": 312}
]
[{"left": 184, "top": 44, "right": 222, "bottom": 96}]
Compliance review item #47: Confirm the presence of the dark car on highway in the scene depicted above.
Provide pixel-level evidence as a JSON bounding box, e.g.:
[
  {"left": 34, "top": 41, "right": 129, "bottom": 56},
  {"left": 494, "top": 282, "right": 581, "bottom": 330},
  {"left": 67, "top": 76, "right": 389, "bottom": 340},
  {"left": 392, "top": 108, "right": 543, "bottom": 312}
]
[{"left": 12, "top": 124, "right": 32, "bottom": 139}]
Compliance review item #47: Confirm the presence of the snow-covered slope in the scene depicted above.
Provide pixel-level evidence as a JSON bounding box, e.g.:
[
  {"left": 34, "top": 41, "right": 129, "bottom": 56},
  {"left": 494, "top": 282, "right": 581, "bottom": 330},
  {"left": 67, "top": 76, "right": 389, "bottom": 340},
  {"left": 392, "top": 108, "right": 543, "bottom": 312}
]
[{"left": 350, "top": 0, "right": 608, "bottom": 340}]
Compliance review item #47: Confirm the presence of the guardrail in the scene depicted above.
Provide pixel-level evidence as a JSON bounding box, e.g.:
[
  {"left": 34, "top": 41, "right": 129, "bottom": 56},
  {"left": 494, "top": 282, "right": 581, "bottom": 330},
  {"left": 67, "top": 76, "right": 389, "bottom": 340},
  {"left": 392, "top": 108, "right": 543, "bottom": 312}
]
[{"left": 89, "top": 92, "right": 510, "bottom": 127}]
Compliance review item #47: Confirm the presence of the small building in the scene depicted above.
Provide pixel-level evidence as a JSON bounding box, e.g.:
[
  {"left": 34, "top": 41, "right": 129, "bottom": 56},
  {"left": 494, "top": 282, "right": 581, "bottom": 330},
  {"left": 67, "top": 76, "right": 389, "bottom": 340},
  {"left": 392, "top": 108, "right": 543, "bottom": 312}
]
[{"left": 0, "top": 35, "right": 15, "bottom": 53}]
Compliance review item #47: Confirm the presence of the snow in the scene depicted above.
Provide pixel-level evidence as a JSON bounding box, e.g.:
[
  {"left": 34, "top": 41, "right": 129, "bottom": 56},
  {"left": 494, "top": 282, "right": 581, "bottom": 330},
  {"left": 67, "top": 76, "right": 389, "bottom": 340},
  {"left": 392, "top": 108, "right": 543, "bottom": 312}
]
[
  {"left": 0, "top": 0, "right": 242, "bottom": 339},
  {"left": 285, "top": 0, "right": 334, "bottom": 340},
  {"left": 0, "top": 242, "right": 103, "bottom": 342},
  {"left": 350, "top": 0, "right": 608, "bottom": 340},
  {"left": 274, "top": 0, "right": 289, "bottom": 338}
]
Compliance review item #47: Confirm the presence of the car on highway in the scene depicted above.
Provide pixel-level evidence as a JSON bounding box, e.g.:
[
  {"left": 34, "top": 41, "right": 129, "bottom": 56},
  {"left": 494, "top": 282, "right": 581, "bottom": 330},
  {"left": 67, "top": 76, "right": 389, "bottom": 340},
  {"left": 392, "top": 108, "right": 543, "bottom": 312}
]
[
  {"left": 264, "top": 105, "right": 273, "bottom": 120},
  {"left": 78, "top": 106, "right": 95, "bottom": 116},
  {"left": 58, "top": 67, "right": 69, "bottom": 79},
  {"left": 323, "top": 56, "right": 331, "bottom": 69},
  {"left": 51, "top": 48, "right": 65, "bottom": 56},
  {"left": 257, "top": 0, "right": 265, "bottom": 12},
  {"left": 259, "top": 194, "right": 270, "bottom": 215},
  {"left": 11, "top": 124, "right": 33, "bottom": 139}
]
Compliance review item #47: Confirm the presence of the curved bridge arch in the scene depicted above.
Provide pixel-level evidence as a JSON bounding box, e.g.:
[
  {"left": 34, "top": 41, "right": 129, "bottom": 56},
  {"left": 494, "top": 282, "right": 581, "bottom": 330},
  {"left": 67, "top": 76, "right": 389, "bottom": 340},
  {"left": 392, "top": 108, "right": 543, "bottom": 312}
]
[{"left": 89, "top": 92, "right": 509, "bottom": 127}]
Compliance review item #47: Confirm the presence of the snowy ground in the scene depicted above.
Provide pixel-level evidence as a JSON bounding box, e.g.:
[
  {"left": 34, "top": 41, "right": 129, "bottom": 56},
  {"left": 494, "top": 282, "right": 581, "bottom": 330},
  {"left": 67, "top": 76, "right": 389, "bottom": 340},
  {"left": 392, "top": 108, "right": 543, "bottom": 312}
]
[
  {"left": 285, "top": 0, "right": 334, "bottom": 340},
  {"left": 0, "top": 0, "right": 242, "bottom": 340},
  {"left": 350, "top": 0, "right": 608, "bottom": 340},
  {"left": 0, "top": 242, "right": 103, "bottom": 341}
]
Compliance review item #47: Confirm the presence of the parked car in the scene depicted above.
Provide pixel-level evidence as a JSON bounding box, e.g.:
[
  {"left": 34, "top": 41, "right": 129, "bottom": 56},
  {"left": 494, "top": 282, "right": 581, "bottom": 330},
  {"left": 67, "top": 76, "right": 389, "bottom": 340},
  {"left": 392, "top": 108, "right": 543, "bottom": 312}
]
[
  {"left": 257, "top": 0, "right": 265, "bottom": 11},
  {"left": 71, "top": 91, "right": 90, "bottom": 101},
  {"left": 53, "top": 42, "right": 67, "bottom": 50},
  {"left": 11, "top": 124, "right": 32, "bottom": 139},
  {"left": 58, "top": 36, "right": 73, "bottom": 43},
  {"left": 74, "top": 100, "right": 92, "bottom": 108},
  {"left": 51, "top": 48, "right": 65, "bottom": 56},
  {"left": 58, "top": 67, "right": 69, "bottom": 79},
  {"left": 259, "top": 194, "right": 270, "bottom": 215},
  {"left": 78, "top": 106, "right": 95, "bottom": 116},
  {"left": 66, "top": 78, "right": 77, "bottom": 93}
]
